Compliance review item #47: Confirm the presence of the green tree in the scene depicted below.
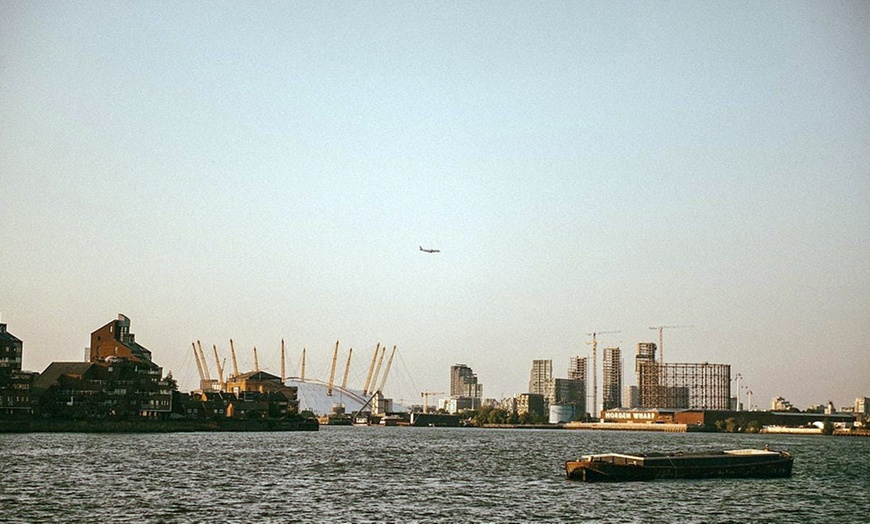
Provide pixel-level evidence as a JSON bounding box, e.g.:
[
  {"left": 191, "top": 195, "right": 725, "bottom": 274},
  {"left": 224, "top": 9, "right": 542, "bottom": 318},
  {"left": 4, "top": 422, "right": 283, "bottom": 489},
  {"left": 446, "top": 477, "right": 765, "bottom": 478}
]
[{"left": 725, "top": 417, "right": 739, "bottom": 433}]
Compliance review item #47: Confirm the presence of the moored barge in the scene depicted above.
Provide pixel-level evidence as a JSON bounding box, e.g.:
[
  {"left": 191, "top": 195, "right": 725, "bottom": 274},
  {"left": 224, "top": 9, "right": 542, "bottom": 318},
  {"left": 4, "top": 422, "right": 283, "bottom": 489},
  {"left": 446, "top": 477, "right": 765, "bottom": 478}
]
[{"left": 565, "top": 449, "right": 793, "bottom": 482}]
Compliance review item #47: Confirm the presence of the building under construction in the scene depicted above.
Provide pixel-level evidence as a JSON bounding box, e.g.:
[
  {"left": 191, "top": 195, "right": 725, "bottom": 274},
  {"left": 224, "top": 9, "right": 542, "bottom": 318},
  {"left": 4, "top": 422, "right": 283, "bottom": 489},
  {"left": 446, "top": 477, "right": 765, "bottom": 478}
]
[
  {"left": 602, "top": 347, "right": 622, "bottom": 410},
  {"left": 637, "top": 360, "right": 731, "bottom": 410}
]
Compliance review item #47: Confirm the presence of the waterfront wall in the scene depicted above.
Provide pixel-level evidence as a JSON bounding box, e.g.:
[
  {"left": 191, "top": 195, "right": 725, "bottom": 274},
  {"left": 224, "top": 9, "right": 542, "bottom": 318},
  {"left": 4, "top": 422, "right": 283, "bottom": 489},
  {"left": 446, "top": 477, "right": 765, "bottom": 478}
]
[{"left": 565, "top": 422, "right": 688, "bottom": 432}]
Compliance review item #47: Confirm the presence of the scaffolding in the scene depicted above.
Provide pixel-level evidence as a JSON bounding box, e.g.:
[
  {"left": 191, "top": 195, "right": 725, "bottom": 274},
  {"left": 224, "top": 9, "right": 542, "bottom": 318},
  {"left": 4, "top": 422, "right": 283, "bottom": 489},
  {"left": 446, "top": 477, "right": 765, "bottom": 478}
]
[{"left": 638, "top": 362, "right": 731, "bottom": 410}]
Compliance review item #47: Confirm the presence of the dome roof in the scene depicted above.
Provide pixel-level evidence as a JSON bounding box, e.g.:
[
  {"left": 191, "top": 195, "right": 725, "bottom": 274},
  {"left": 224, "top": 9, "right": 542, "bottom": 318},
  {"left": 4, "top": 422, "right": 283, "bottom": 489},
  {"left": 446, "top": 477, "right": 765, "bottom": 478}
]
[{"left": 285, "top": 378, "right": 409, "bottom": 416}]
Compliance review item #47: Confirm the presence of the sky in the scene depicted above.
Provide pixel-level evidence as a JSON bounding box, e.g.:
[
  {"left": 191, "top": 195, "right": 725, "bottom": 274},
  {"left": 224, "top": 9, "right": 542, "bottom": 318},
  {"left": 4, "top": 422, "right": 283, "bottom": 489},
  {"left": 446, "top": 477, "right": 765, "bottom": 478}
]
[{"left": 2, "top": 1, "right": 868, "bottom": 412}]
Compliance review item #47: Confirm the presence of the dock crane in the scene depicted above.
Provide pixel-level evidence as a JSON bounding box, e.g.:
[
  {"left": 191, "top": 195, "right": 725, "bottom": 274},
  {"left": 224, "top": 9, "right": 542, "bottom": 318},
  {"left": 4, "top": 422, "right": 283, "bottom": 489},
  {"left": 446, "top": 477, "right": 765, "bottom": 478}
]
[
  {"left": 586, "top": 330, "right": 619, "bottom": 419},
  {"left": 648, "top": 325, "right": 693, "bottom": 363},
  {"left": 421, "top": 391, "right": 444, "bottom": 414}
]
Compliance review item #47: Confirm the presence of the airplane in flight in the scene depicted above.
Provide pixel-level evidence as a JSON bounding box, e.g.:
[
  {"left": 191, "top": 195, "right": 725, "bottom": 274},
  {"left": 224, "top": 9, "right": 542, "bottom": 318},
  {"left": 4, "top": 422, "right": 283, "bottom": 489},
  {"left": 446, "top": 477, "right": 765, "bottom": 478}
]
[{"left": 419, "top": 246, "right": 441, "bottom": 253}]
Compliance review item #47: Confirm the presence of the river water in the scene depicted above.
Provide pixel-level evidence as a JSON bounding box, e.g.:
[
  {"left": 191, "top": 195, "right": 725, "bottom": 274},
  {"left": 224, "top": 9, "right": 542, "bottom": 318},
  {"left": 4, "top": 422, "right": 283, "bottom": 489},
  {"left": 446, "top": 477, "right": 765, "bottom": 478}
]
[{"left": 2, "top": 427, "right": 868, "bottom": 523}]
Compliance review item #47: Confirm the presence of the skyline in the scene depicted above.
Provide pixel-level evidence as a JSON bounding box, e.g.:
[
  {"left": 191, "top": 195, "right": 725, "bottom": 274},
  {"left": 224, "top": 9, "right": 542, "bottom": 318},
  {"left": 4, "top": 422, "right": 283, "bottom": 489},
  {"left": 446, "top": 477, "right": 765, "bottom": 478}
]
[{"left": 2, "top": 2, "right": 868, "bottom": 409}]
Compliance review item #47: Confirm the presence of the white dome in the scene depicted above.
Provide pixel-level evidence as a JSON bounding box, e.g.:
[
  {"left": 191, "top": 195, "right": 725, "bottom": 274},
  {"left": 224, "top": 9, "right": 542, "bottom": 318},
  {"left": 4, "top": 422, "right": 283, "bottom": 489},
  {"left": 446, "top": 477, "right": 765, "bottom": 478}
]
[{"left": 286, "top": 378, "right": 409, "bottom": 416}]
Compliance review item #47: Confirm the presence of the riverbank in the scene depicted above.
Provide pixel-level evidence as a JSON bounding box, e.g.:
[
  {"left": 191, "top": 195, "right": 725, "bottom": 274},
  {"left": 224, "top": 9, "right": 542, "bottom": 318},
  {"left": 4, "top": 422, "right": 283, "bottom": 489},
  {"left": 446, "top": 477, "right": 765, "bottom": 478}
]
[
  {"left": 564, "top": 421, "right": 690, "bottom": 432},
  {"left": 0, "top": 417, "right": 319, "bottom": 433}
]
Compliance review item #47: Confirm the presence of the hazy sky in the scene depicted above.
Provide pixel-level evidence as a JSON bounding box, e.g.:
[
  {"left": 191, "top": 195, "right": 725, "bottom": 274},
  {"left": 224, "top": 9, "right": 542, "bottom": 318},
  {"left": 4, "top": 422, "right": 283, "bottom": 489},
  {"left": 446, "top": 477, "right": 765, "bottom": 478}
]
[{"left": 2, "top": 2, "right": 868, "bottom": 411}]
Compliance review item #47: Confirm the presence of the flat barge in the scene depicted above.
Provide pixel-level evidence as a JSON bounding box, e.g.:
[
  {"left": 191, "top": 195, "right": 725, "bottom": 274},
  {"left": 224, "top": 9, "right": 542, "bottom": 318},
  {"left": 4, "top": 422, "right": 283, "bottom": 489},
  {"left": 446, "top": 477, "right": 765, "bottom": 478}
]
[{"left": 566, "top": 449, "right": 793, "bottom": 482}]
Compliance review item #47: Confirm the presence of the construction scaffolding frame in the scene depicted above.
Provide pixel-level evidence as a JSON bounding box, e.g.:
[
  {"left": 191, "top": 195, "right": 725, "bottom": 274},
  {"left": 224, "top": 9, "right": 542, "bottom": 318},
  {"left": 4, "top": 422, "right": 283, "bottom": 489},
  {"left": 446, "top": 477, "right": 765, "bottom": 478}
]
[{"left": 638, "top": 362, "right": 731, "bottom": 410}]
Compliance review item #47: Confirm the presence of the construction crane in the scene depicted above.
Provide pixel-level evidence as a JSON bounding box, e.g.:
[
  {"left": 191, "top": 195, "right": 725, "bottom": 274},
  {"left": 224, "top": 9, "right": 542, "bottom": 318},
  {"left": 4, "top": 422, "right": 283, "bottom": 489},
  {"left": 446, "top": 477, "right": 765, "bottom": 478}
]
[
  {"left": 341, "top": 347, "right": 353, "bottom": 390},
  {"left": 586, "top": 330, "right": 619, "bottom": 420},
  {"left": 229, "top": 339, "right": 240, "bottom": 379},
  {"left": 363, "top": 343, "right": 380, "bottom": 395},
  {"left": 327, "top": 340, "right": 339, "bottom": 396},
  {"left": 376, "top": 345, "right": 397, "bottom": 394},
  {"left": 648, "top": 325, "right": 693, "bottom": 363},
  {"left": 421, "top": 391, "right": 444, "bottom": 414}
]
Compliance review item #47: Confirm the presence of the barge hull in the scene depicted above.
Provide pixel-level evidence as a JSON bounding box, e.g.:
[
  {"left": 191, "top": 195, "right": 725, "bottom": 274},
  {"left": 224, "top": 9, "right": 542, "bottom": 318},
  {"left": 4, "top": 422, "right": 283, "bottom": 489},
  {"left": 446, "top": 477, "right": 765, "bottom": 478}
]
[{"left": 566, "top": 450, "right": 793, "bottom": 482}]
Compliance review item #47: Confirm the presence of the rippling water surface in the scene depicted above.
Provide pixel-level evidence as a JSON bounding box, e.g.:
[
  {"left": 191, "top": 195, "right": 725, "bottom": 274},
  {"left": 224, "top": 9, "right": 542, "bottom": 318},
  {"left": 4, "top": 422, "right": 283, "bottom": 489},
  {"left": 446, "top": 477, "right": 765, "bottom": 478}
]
[{"left": 2, "top": 427, "right": 868, "bottom": 523}]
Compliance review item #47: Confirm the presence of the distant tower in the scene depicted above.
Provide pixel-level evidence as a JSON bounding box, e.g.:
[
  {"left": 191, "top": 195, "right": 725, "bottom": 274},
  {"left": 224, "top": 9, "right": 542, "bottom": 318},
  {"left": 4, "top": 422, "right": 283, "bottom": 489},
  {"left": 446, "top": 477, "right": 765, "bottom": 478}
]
[
  {"left": 529, "top": 359, "right": 553, "bottom": 396},
  {"left": 602, "top": 347, "right": 622, "bottom": 410},
  {"left": 450, "top": 364, "right": 483, "bottom": 399}
]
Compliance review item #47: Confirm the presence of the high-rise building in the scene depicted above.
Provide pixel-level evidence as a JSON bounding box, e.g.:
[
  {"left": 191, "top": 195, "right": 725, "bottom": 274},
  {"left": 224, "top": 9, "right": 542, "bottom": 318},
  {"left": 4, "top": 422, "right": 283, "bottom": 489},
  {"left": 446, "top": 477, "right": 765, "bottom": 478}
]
[
  {"left": 529, "top": 360, "right": 553, "bottom": 396},
  {"left": 567, "top": 356, "right": 588, "bottom": 418},
  {"left": 635, "top": 342, "right": 657, "bottom": 372},
  {"left": 516, "top": 393, "right": 545, "bottom": 417},
  {"left": 568, "top": 356, "right": 587, "bottom": 382},
  {"left": 450, "top": 364, "right": 482, "bottom": 399},
  {"left": 602, "top": 347, "right": 622, "bottom": 410},
  {"left": 623, "top": 385, "right": 639, "bottom": 408}
]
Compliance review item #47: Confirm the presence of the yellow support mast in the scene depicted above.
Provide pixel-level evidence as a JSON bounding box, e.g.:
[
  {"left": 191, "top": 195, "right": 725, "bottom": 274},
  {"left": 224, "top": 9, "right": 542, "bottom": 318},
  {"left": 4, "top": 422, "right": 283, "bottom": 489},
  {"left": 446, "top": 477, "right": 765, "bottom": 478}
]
[
  {"left": 280, "top": 339, "right": 286, "bottom": 382},
  {"left": 377, "top": 345, "right": 397, "bottom": 393},
  {"left": 363, "top": 343, "right": 380, "bottom": 395},
  {"left": 229, "top": 339, "right": 240, "bottom": 379},
  {"left": 341, "top": 347, "right": 353, "bottom": 390},
  {"left": 212, "top": 344, "right": 224, "bottom": 390},
  {"left": 327, "top": 340, "right": 339, "bottom": 396},
  {"left": 371, "top": 346, "right": 386, "bottom": 394}
]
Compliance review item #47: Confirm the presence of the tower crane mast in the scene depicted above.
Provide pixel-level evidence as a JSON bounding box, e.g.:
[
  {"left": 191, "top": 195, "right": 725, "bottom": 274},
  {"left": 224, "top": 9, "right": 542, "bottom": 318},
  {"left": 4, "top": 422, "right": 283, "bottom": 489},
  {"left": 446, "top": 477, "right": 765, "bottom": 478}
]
[
  {"left": 421, "top": 391, "right": 444, "bottom": 414},
  {"left": 586, "top": 330, "right": 619, "bottom": 419},
  {"left": 648, "top": 325, "right": 693, "bottom": 363}
]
